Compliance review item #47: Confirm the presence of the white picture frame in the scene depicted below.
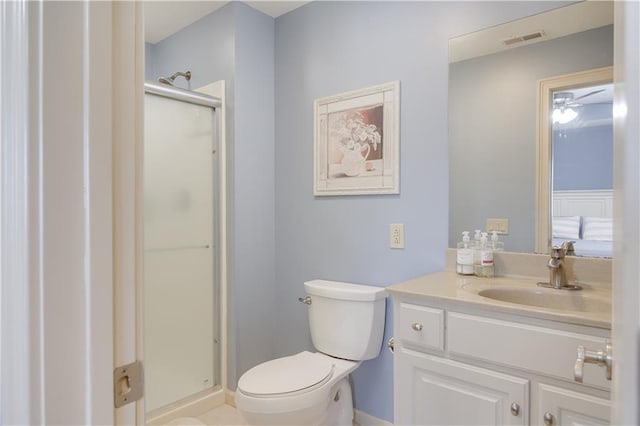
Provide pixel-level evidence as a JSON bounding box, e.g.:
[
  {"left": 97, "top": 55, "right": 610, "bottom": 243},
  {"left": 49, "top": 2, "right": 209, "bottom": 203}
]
[{"left": 313, "top": 81, "right": 400, "bottom": 196}]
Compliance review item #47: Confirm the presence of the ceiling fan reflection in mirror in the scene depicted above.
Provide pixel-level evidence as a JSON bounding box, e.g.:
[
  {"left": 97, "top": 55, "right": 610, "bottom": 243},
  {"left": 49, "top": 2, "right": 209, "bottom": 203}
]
[{"left": 552, "top": 89, "right": 605, "bottom": 124}]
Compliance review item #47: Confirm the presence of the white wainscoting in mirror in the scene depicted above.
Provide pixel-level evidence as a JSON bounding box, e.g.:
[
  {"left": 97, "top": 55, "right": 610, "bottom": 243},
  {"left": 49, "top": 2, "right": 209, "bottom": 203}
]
[
  {"left": 553, "top": 190, "right": 613, "bottom": 218},
  {"left": 552, "top": 190, "right": 613, "bottom": 257}
]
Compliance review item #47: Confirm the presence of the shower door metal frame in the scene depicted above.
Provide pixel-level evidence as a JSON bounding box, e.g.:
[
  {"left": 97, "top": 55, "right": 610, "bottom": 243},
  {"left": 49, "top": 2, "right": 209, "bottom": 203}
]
[{"left": 144, "top": 81, "right": 222, "bottom": 109}]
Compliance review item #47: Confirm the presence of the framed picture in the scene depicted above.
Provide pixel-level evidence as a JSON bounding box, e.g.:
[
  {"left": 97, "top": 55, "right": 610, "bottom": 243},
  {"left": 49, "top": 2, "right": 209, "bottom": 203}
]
[{"left": 313, "top": 81, "right": 400, "bottom": 196}]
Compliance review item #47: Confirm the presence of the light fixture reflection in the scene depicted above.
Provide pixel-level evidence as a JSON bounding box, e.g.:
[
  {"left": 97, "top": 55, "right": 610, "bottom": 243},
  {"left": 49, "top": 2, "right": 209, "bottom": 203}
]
[{"left": 552, "top": 107, "right": 578, "bottom": 124}]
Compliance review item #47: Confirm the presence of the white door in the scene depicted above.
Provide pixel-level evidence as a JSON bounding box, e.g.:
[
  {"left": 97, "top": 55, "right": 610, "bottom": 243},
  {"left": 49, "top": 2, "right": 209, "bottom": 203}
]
[
  {"left": 395, "top": 351, "right": 528, "bottom": 425},
  {"left": 1, "top": 0, "right": 120, "bottom": 424},
  {"left": 612, "top": 1, "right": 640, "bottom": 425}
]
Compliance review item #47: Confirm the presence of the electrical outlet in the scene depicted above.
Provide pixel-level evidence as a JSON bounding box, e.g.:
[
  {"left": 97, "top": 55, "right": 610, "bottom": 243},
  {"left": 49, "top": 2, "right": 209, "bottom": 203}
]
[
  {"left": 486, "top": 218, "right": 509, "bottom": 234},
  {"left": 390, "top": 223, "right": 404, "bottom": 249}
]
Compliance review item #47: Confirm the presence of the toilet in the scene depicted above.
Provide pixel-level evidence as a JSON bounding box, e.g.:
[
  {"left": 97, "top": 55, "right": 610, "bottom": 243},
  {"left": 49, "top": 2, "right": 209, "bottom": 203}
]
[{"left": 235, "top": 280, "right": 388, "bottom": 425}]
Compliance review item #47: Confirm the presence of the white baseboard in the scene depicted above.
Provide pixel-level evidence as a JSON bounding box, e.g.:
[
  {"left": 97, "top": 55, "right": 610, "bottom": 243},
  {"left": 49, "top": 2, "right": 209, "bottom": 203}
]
[{"left": 354, "top": 409, "right": 394, "bottom": 426}]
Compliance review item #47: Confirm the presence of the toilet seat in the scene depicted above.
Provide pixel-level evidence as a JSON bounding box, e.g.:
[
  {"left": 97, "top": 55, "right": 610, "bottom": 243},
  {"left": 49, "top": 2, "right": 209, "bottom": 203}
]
[{"left": 237, "top": 351, "right": 334, "bottom": 397}]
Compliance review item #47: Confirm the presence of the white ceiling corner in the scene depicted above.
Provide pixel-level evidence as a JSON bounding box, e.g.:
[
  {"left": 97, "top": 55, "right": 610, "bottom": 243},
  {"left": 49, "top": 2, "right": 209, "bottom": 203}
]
[{"left": 144, "top": 1, "right": 309, "bottom": 44}]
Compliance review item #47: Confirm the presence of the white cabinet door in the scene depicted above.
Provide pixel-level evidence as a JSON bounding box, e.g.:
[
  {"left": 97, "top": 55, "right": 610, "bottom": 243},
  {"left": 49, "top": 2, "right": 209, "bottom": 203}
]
[
  {"left": 395, "top": 349, "right": 528, "bottom": 425},
  {"left": 537, "top": 383, "right": 610, "bottom": 426}
]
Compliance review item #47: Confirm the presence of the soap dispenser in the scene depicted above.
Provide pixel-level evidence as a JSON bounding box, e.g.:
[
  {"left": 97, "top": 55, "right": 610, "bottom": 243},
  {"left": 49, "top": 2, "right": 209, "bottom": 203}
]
[
  {"left": 490, "top": 231, "right": 504, "bottom": 252},
  {"left": 456, "top": 231, "right": 474, "bottom": 275},
  {"left": 474, "top": 232, "right": 494, "bottom": 278},
  {"left": 473, "top": 229, "right": 482, "bottom": 265}
]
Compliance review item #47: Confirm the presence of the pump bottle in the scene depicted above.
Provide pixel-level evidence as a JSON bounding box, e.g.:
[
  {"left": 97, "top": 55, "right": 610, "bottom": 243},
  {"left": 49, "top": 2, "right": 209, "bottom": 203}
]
[{"left": 456, "top": 231, "right": 474, "bottom": 275}]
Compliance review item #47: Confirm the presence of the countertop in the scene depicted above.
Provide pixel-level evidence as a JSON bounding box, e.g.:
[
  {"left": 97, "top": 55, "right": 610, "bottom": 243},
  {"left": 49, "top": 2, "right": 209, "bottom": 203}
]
[{"left": 386, "top": 271, "right": 612, "bottom": 330}]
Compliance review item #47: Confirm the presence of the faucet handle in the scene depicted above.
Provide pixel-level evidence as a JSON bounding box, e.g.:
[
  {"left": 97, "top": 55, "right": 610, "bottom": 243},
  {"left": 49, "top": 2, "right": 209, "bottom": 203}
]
[
  {"left": 550, "top": 246, "right": 566, "bottom": 259},
  {"left": 561, "top": 241, "right": 575, "bottom": 256}
]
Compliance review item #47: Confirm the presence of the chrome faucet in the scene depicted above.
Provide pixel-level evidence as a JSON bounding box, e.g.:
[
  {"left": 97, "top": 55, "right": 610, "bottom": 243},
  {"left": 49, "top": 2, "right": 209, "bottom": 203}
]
[
  {"left": 548, "top": 246, "right": 567, "bottom": 289},
  {"left": 537, "top": 246, "right": 582, "bottom": 290}
]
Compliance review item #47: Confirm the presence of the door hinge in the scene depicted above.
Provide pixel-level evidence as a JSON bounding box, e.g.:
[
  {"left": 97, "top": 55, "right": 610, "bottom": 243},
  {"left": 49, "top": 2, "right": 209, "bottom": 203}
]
[{"left": 114, "top": 360, "right": 144, "bottom": 408}]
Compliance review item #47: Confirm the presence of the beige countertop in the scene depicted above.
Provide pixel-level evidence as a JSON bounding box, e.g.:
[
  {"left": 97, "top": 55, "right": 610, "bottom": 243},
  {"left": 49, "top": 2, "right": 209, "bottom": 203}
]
[{"left": 386, "top": 271, "right": 612, "bottom": 330}]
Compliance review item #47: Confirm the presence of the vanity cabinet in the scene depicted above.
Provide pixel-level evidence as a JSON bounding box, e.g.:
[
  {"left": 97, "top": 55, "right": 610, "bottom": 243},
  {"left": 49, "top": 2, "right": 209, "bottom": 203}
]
[{"left": 392, "top": 300, "right": 611, "bottom": 426}]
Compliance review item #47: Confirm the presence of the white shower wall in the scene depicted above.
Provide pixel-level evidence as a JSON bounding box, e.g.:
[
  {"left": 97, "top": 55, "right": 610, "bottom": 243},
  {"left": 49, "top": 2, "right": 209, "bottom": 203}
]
[{"left": 144, "top": 93, "right": 216, "bottom": 412}]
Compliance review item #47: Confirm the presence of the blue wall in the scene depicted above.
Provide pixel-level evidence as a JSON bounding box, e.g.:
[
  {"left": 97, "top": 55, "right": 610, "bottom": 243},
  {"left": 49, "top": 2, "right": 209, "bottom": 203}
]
[{"left": 147, "top": 1, "right": 574, "bottom": 421}]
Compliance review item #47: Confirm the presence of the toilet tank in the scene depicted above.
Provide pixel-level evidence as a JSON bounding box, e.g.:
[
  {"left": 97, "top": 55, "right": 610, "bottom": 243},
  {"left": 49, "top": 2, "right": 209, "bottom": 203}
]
[{"left": 304, "top": 280, "right": 388, "bottom": 361}]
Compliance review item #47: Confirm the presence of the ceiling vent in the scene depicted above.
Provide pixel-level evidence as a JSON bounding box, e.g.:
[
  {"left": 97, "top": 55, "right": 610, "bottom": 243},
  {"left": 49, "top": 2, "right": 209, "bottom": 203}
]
[{"left": 502, "top": 30, "right": 546, "bottom": 46}]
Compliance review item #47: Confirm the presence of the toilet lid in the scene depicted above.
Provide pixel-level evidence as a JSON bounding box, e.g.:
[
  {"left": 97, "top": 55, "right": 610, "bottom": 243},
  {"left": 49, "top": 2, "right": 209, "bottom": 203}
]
[{"left": 238, "top": 352, "right": 333, "bottom": 396}]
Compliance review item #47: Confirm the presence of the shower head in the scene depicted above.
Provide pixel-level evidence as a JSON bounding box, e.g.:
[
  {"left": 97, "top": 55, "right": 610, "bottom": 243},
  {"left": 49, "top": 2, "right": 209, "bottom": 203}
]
[{"left": 158, "top": 70, "right": 192, "bottom": 86}]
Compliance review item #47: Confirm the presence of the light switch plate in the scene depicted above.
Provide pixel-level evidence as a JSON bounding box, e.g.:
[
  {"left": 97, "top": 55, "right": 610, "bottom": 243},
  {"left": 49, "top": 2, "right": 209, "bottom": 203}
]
[{"left": 486, "top": 218, "right": 509, "bottom": 234}]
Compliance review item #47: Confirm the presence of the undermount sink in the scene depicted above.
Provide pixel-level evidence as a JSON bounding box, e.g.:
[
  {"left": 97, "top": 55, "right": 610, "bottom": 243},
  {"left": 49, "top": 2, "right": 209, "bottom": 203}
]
[{"left": 477, "top": 287, "right": 611, "bottom": 313}]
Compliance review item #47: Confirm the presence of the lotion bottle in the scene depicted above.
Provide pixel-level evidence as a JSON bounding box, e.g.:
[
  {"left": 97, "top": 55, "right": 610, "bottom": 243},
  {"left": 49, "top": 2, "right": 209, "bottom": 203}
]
[
  {"left": 474, "top": 232, "right": 494, "bottom": 278},
  {"left": 456, "top": 231, "right": 474, "bottom": 275}
]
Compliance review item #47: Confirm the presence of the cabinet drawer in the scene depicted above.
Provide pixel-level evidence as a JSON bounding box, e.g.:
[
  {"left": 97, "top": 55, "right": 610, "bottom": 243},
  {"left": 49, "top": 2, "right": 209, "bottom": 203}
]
[
  {"left": 447, "top": 312, "right": 610, "bottom": 389},
  {"left": 396, "top": 302, "right": 444, "bottom": 351}
]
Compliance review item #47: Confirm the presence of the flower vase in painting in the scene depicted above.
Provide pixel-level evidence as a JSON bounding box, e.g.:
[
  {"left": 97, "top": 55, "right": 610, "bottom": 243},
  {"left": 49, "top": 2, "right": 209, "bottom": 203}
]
[{"left": 328, "top": 106, "right": 383, "bottom": 178}]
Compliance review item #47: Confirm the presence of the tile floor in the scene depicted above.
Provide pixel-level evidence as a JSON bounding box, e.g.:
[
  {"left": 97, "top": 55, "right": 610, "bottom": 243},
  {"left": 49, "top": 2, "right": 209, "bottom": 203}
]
[
  {"left": 193, "top": 403, "right": 360, "bottom": 426},
  {"left": 197, "top": 404, "right": 245, "bottom": 425}
]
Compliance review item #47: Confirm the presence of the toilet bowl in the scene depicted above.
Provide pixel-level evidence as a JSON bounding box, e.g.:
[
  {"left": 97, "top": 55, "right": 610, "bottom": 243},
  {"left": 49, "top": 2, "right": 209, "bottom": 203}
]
[
  {"left": 235, "top": 351, "right": 358, "bottom": 425},
  {"left": 235, "top": 280, "right": 387, "bottom": 425}
]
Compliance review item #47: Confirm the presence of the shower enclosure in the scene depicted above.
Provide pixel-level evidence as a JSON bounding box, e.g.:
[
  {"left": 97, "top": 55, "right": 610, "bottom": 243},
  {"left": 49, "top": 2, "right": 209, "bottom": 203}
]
[{"left": 143, "top": 81, "right": 221, "bottom": 414}]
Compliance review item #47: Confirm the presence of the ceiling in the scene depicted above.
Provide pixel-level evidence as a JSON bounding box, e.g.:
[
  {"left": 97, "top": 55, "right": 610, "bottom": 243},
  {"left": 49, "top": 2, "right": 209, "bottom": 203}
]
[{"left": 144, "top": 1, "right": 309, "bottom": 44}]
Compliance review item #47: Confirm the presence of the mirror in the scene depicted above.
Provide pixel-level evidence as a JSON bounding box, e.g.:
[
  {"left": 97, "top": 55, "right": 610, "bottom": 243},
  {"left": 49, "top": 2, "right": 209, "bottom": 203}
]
[
  {"left": 536, "top": 67, "right": 613, "bottom": 257},
  {"left": 448, "top": 1, "right": 614, "bottom": 257}
]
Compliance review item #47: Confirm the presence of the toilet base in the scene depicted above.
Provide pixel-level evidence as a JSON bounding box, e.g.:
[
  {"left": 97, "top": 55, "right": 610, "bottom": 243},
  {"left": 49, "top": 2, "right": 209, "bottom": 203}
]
[{"left": 322, "top": 378, "right": 353, "bottom": 426}]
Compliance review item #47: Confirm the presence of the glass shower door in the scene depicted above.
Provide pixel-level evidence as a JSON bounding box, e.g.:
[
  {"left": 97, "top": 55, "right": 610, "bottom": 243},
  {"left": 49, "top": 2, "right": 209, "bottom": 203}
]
[{"left": 143, "top": 93, "right": 216, "bottom": 413}]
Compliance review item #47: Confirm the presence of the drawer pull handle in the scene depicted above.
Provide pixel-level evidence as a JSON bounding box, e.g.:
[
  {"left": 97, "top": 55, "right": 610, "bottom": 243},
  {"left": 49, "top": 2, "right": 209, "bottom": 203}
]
[
  {"left": 574, "top": 340, "right": 612, "bottom": 383},
  {"left": 411, "top": 322, "right": 423, "bottom": 331},
  {"left": 510, "top": 402, "right": 520, "bottom": 416},
  {"left": 543, "top": 412, "right": 554, "bottom": 425}
]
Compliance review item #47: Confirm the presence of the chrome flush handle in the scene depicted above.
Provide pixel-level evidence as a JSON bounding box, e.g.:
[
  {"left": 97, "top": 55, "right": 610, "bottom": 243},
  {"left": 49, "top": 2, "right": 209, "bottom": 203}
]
[{"left": 298, "top": 296, "right": 312, "bottom": 305}]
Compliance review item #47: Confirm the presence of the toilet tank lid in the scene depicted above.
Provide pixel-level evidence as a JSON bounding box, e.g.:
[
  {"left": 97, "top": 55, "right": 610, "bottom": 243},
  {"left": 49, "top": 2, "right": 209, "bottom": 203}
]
[{"left": 304, "top": 280, "right": 388, "bottom": 301}]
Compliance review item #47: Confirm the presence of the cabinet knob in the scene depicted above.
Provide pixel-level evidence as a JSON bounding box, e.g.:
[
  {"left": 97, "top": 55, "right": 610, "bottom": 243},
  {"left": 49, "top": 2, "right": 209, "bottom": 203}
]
[
  {"left": 543, "top": 412, "right": 554, "bottom": 425},
  {"left": 574, "top": 340, "right": 612, "bottom": 383},
  {"left": 510, "top": 402, "right": 520, "bottom": 416},
  {"left": 411, "top": 322, "right": 423, "bottom": 331}
]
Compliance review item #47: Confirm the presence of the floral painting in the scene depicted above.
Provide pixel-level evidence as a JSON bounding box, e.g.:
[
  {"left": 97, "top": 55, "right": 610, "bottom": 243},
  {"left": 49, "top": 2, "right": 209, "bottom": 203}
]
[
  {"left": 328, "top": 106, "right": 383, "bottom": 178},
  {"left": 314, "top": 81, "right": 399, "bottom": 196}
]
